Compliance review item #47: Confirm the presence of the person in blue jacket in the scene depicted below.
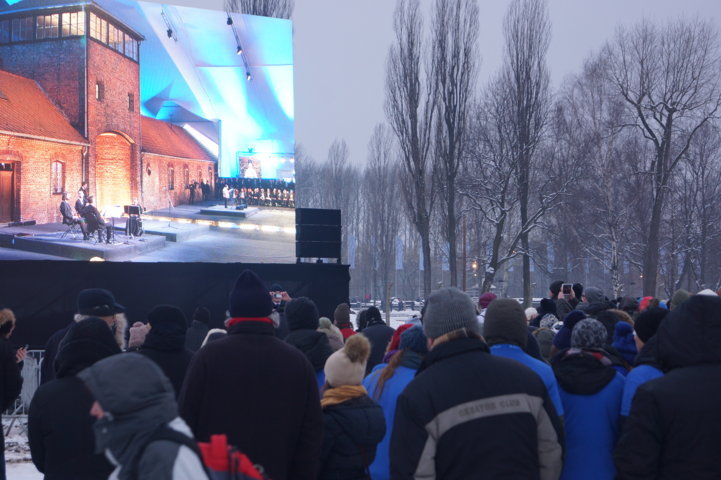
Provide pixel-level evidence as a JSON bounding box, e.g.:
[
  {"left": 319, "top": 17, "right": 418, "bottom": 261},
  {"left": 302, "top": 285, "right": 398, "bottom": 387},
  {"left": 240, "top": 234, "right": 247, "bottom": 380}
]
[
  {"left": 552, "top": 318, "right": 625, "bottom": 480},
  {"left": 484, "top": 298, "right": 565, "bottom": 417},
  {"left": 620, "top": 307, "right": 667, "bottom": 417},
  {"left": 363, "top": 326, "right": 428, "bottom": 480}
]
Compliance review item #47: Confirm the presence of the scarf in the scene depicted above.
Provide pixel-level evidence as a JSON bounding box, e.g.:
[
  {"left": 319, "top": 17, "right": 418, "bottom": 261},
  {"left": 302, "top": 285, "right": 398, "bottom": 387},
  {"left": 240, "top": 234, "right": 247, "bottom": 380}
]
[{"left": 320, "top": 385, "right": 367, "bottom": 408}]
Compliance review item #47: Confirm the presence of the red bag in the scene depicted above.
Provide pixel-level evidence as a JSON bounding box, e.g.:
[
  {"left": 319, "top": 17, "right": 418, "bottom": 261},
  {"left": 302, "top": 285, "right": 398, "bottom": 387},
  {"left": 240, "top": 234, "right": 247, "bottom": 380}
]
[{"left": 199, "top": 435, "right": 270, "bottom": 480}]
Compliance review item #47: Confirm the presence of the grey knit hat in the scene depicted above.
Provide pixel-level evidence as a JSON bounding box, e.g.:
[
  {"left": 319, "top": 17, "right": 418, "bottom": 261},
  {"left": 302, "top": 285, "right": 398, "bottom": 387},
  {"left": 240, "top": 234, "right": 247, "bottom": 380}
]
[
  {"left": 583, "top": 287, "right": 605, "bottom": 304},
  {"left": 483, "top": 299, "right": 528, "bottom": 347},
  {"left": 539, "top": 314, "right": 558, "bottom": 330},
  {"left": 571, "top": 318, "right": 607, "bottom": 349},
  {"left": 422, "top": 287, "right": 479, "bottom": 339}
]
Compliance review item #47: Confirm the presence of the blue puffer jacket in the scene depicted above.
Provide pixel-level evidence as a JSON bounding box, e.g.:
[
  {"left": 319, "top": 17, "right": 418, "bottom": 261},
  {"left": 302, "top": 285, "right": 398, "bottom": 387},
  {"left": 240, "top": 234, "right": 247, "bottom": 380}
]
[
  {"left": 620, "top": 336, "right": 663, "bottom": 416},
  {"left": 552, "top": 349, "right": 625, "bottom": 480},
  {"left": 362, "top": 352, "right": 423, "bottom": 480}
]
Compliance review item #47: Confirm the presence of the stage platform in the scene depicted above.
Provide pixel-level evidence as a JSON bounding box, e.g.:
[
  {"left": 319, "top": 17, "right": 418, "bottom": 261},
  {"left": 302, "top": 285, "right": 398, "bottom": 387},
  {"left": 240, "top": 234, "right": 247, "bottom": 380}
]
[
  {"left": 198, "top": 205, "right": 259, "bottom": 218},
  {"left": 112, "top": 219, "right": 207, "bottom": 243},
  {"left": 0, "top": 223, "right": 166, "bottom": 261}
]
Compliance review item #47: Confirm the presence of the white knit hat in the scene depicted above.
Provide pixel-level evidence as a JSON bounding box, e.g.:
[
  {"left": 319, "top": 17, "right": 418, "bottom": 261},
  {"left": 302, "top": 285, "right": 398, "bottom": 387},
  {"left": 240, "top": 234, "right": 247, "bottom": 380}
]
[{"left": 324, "top": 334, "right": 370, "bottom": 387}]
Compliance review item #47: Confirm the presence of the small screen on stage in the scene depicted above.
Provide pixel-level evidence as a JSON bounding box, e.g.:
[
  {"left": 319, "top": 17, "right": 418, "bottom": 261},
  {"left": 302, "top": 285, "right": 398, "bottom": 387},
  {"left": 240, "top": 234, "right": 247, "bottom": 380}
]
[{"left": 0, "top": 0, "right": 296, "bottom": 263}]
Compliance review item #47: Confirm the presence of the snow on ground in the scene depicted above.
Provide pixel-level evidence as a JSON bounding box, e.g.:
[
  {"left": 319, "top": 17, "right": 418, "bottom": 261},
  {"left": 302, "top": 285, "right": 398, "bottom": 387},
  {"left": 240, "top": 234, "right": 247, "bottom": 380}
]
[
  {"left": 349, "top": 309, "right": 421, "bottom": 330},
  {"left": 3, "top": 417, "right": 42, "bottom": 479}
]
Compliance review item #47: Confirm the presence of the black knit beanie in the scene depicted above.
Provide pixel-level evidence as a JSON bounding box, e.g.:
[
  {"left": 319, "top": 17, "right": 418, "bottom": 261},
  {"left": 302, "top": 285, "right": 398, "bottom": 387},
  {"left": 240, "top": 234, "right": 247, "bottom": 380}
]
[
  {"left": 483, "top": 299, "right": 528, "bottom": 347},
  {"left": 229, "top": 270, "right": 274, "bottom": 318},
  {"left": 286, "top": 297, "right": 320, "bottom": 331}
]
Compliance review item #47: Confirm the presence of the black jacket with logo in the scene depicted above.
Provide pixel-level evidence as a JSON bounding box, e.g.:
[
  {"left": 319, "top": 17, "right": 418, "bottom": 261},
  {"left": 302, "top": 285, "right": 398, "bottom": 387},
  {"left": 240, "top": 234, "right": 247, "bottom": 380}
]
[{"left": 390, "top": 336, "right": 564, "bottom": 480}]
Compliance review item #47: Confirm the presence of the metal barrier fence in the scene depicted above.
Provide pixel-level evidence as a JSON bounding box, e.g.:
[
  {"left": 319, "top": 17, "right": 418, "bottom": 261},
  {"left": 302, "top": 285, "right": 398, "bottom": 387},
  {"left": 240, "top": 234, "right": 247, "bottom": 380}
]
[{"left": 4, "top": 350, "right": 44, "bottom": 435}]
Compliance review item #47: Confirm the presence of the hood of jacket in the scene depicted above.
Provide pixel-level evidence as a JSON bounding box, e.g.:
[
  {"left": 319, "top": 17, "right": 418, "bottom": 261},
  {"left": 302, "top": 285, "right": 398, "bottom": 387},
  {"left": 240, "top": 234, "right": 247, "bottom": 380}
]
[
  {"left": 78, "top": 353, "right": 177, "bottom": 480},
  {"left": 578, "top": 300, "right": 614, "bottom": 317},
  {"left": 285, "top": 329, "right": 333, "bottom": 371},
  {"left": 325, "top": 395, "right": 386, "bottom": 448},
  {"left": 417, "top": 335, "right": 490, "bottom": 376},
  {"left": 656, "top": 295, "right": 721, "bottom": 370},
  {"left": 55, "top": 318, "right": 121, "bottom": 378},
  {"left": 634, "top": 335, "right": 661, "bottom": 369},
  {"left": 552, "top": 348, "right": 617, "bottom": 395}
]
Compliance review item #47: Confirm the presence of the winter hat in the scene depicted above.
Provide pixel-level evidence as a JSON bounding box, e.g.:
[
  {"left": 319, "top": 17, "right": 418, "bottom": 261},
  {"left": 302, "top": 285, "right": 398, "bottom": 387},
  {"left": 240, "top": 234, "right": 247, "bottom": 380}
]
[
  {"left": 128, "top": 322, "right": 150, "bottom": 349},
  {"left": 539, "top": 314, "right": 558, "bottom": 330},
  {"left": 77, "top": 288, "right": 125, "bottom": 317},
  {"left": 571, "top": 318, "right": 608, "bottom": 349},
  {"left": 422, "top": 287, "right": 480, "bottom": 340},
  {"left": 537, "top": 298, "right": 557, "bottom": 318},
  {"left": 399, "top": 325, "right": 428, "bottom": 355},
  {"left": 634, "top": 307, "right": 668, "bottom": 343},
  {"left": 696, "top": 289, "right": 719, "bottom": 297},
  {"left": 478, "top": 292, "right": 497, "bottom": 310},
  {"left": 324, "top": 334, "right": 371, "bottom": 387},
  {"left": 55, "top": 317, "right": 121, "bottom": 378},
  {"left": 147, "top": 305, "right": 187, "bottom": 335},
  {"left": 318, "top": 317, "right": 344, "bottom": 351},
  {"left": 549, "top": 280, "right": 564, "bottom": 297},
  {"left": 285, "top": 297, "right": 320, "bottom": 331},
  {"left": 669, "top": 290, "right": 690, "bottom": 310},
  {"left": 269, "top": 283, "right": 284, "bottom": 292},
  {"left": 483, "top": 299, "right": 528, "bottom": 347},
  {"left": 334, "top": 303, "right": 351, "bottom": 327},
  {"left": 366, "top": 306, "right": 383, "bottom": 325},
  {"left": 525, "top": 307, "right": 538, "bottom": 322},
  {"left": 192, "top": 306, "right": 211, "bottom": 325},
  {"left": 229, "top": 270, "right": 274, "bottom": 318},
  {"left": 612, "top": 321, "right": 637, "bottom": 364},
  {"left": 572, "top": 283, "right": 584, "bottom": 301},
  {"left": 639, "top": 296, "right": 654, "bottom": 312},
  {"left": 583, "top": 287, "right": 605, "bottom": 305},
  {"left": 386, "top": 323, "right": 414, "bottom": 353},
  {"left": 564, "top": 310, "right": 588, "bottom": 329},
  {"left": 533, "top": 328, "right": 555, "bottom": 360},
  {"left": 595, "top": 310, "right": 621, "bottom": 345}
]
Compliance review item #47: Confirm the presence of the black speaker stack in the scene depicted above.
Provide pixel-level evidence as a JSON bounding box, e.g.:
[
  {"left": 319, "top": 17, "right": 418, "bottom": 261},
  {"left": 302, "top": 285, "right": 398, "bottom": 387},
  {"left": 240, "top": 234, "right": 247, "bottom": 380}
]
[{"left": 295, "top": 208, "right": 341, "bottom": 261}]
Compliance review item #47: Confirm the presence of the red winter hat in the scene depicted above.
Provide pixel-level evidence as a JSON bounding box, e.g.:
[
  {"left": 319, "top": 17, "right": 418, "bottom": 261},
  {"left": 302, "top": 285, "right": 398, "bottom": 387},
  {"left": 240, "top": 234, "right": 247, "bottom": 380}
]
[
  {"left": 386, "top": 323, "right": 414, "bottom": 353},
  {"left": 479, "top": 292, "right": 497, "bottom": 309}
]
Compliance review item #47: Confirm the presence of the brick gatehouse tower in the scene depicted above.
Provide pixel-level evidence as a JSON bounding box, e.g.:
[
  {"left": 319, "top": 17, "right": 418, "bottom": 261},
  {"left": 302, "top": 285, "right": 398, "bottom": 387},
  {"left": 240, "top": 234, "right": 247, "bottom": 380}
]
[{"left": 0, "top": 0, "right": 215, "bottom": 223}]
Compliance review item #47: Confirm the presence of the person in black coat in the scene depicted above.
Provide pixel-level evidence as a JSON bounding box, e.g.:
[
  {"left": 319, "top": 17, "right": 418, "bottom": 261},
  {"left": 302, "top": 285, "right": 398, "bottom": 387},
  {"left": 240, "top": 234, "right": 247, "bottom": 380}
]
[
  {"left": 0, "top": 308, "right": 24, "bottom": 480},
  {"left": 615, "top": 295, "right": 721, "bottom": 479},
  {"left": 138, "top": 305, "right": 194, "bottom": 398},
  {"left": 28, "top": 318, "right": 120, "bottom": 480},
  {"left": 284, "top": 297, "right": 333, "bottom": 389},
  {"left": 391, "top": 288, "right": 564, "bottom": 480},
  {"left": 179, "top": 270, "right": 323, "bottom": 480},
  {"left": 320, "top": 334, "right": 385, "bottom": 480},
  {"left": 184, "top": 306, "right": 210, "bottom": 353},
  {"left": 361, "top": 307, "right": 395, "bottom": 374}
]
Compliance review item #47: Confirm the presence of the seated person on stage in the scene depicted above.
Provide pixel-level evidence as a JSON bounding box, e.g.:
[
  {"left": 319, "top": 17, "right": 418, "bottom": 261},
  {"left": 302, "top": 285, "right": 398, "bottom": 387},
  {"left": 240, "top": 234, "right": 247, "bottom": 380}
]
[
  {"left": 75, "top": 192, "right": 85, "bottom": 215},
  {"left": 82, "top": 196, "right": 113, "bottom": 244},
  {"left": 60, "top": 192, "right": 89, "bottom": 240}
]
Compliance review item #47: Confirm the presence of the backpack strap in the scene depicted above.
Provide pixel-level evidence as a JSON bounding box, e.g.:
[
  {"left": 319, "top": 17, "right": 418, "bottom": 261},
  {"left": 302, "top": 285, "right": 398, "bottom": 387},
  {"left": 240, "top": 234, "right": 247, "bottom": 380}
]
[{"left": 144, "top": 424, "right": 209, "bottom": 476}]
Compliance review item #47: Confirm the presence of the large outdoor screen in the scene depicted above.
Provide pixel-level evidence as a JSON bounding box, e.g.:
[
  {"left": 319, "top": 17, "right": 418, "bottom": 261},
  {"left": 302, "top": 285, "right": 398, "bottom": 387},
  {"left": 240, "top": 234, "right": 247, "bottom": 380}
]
[{"left": 0, "top": 0, "right": 296, "bottom": 263}]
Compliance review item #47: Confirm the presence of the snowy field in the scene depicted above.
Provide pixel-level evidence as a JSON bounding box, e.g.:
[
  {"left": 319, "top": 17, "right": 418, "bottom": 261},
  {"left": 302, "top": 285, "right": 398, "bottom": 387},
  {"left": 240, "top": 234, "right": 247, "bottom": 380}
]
[{"left": 3, "top": 418, "right": 40, "bottom": 479}]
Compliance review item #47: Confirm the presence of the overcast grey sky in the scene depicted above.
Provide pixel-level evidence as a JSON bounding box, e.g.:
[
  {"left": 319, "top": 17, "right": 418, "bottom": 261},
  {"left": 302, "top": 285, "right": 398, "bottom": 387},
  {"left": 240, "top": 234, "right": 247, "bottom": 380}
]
[{"left": 154, "top": 0, "right": 721, "bottom": 166}]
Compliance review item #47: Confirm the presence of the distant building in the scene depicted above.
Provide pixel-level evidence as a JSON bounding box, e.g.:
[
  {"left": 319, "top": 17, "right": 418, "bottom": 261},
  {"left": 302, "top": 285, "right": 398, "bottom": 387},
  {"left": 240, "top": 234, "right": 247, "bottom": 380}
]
[{"left": 0, "top": 0, "right": 215, "bottom": 223}]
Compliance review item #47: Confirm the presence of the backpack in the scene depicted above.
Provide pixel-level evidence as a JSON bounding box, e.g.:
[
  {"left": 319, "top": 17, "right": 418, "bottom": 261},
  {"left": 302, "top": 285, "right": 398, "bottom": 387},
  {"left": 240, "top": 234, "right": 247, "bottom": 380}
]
[{"left": 147, "top": 425, "right": 270, "bottom": 480}]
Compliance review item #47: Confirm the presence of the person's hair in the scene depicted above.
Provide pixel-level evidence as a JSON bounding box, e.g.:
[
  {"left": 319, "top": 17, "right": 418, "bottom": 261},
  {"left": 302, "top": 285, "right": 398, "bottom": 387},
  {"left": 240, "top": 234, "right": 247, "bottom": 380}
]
[
  {"left": 87, "top": 196, "right": 94, "bottom": 204},
  {"left": 62, "top": 192, "right": 69, "bottom": 200},
  {"left": 549, "top": 280, "right": 564, "bottom": 299},
  {"left": 0, "top": 308, "right": 16, "bottom": 337},
  {"left": 372, "top": 349, "right": 405, "bottom": 401},
  {"left": 193, "top": 306, "right": 211, "bottom": 325},
  {"left": 608, "top": 308, "right": 633, "bottom": 326}
]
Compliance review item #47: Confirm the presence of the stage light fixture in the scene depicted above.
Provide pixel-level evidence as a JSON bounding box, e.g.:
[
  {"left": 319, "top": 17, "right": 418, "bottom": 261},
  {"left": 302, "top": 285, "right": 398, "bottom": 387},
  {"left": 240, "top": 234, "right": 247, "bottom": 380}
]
[
  {"left": 246, "top": 71, "right": 252, "bottom": 81},
  {"left": 236, "top": 45, "right": 243, "bottom": 55},
  {"left": 227, "top": 16, "right": 233, "bottom": 25},
  {"left": 166, "top": 28, "right": 173, "bottom": 38}
]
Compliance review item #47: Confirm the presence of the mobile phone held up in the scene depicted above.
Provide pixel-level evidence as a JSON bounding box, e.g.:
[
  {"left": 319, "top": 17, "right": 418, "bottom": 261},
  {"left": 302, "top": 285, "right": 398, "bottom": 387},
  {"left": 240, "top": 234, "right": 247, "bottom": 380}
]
[{"left": 562, "top": 283, "right": 573, "bottom": 295}]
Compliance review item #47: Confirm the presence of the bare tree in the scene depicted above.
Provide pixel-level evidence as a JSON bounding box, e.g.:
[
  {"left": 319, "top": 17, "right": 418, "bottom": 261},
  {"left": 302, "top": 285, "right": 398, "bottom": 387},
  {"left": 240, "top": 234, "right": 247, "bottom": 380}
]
[
  {"left": 321, "top": 139, "right": 359, "bottom": 263},
  {"left": 226, "top": 0, "right": 294, "bottom": 19},
  {"left": 385, "top": 0, "right": 437, "bottom": 298},
  {"left": 363, "top": 124, "right": 401, "bottom": 321},
  {"left": 293, "top": 145, "right": 321, "bottom": 208},
  {"left": 431, "top": 0, "right": 479, "bottom": 287},
  {"left": 500, "top": 0, "right": 552, "bottom": 306},
  {"left": 604, "top": 19, "right": 721, "bottom": 295}
]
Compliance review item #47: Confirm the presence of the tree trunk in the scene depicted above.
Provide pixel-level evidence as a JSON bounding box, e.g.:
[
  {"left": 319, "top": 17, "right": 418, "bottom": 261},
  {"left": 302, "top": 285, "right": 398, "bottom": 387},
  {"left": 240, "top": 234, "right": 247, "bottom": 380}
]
[
  {"left": 642, "top": 190, "right": 665, "bottom": 296},
  {"left": 447, "top": 185, "right": 458, "bottom": 287}
]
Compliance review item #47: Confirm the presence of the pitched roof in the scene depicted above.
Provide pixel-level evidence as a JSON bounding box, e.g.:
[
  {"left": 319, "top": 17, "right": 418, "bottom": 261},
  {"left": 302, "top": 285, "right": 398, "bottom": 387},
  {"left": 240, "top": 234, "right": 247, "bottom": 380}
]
[
  {"left": 141, "top": 116, "right": 214, "bottom": 162},
  {"left": 0, "top": 69, "right": 86, "bottom": 144}
]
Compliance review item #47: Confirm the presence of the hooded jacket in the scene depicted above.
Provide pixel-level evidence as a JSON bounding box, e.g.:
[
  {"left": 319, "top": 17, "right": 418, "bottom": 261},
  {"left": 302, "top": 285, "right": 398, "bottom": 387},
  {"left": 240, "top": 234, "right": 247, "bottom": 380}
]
[
  {"left": 391, "top": 335, "right": 564, "bottom": 480},
  {"left": 286, "top": 330, "right": 334, "bottom": 388},
  {"left": 28, "top": 319, "right": 119, "bottom": 480},
  {"left": 138, "top": 318, "right": 194, "bottom": 399},
  {"left": 319, "top": 395, "right": 386, "bottom": 480},
  {"left": 77, "top": 353, "right": 207, "bottom": 480},
  {"left": 183, "top": 320, "right": 209, "bottom": 353},
  {"left": 615, "top": 295, "right": 721, "bottom": 480},
  {"left": 361, "top": 319, "right": 395, "bottom": 375},
  {"left": 552, "top": 349, "right": 625, "bottom": 480}
]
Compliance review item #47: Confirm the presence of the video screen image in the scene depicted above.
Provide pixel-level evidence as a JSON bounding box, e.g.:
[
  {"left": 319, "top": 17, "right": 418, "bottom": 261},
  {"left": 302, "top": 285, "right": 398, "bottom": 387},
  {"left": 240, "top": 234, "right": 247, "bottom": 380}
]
[{"left": 0, "top": 0, "right": 296, "bottom": 263}]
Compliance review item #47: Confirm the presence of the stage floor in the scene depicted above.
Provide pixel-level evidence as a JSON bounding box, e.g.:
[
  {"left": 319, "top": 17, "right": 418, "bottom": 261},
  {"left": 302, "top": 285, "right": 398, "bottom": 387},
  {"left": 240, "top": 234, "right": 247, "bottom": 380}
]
[{"left": 0, "top": 201, "right": 296, "bottom": 263}]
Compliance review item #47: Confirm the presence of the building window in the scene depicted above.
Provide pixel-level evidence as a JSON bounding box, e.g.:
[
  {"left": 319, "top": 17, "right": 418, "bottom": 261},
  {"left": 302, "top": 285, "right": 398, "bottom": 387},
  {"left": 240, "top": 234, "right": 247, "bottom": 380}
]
[
  {"left": 183, "top": 166, "right": 189, "bottom": 187},
  {"left": 127, "top": 93, "right": 134, "bottom": 112},
  {"left": 51, "top": 160, "right": 65, "bottom": 194},
  {"left": 11, "top": 17, "right": 33, "bottom": 42},
  {"left": 95, "top": 81, "right": 104, "bottom": 101},
  {"left": 0, "top": 20, "right": 10, "bottom": 44},
  {"left": 36, "top": 14, "right": 60, "bottom": 40},
  {"left": 61, "top": 11, "right": 85, "bottom": 37},
  {"left": 168, "top": 165, "right": 175, "bottom": 190},
  {"left": 125, "top": 36, "right": 138, "bottom": 61}
]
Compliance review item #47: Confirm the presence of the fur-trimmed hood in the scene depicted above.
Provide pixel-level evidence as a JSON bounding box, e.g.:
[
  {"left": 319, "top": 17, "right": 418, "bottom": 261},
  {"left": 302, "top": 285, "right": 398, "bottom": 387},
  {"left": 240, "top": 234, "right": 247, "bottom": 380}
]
[{"left": 74, "top": 313, "right": 128, "bottom": 350}]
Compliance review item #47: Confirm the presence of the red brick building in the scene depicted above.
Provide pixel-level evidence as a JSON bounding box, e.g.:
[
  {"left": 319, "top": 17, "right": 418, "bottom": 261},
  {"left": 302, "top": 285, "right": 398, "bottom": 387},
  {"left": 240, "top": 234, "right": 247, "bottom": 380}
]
[{"left": 0, "top": 0, "right": 215, "bottom": 224}]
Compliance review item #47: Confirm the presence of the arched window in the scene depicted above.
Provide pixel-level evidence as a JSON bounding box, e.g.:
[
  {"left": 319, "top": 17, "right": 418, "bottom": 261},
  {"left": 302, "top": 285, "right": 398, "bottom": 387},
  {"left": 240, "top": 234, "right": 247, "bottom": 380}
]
[
  {"left": 51, "top": 160, "right": 64, "bottom": 194},
  {"left": 168, "top": 164, "right": 175, "bottom": 191}
]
